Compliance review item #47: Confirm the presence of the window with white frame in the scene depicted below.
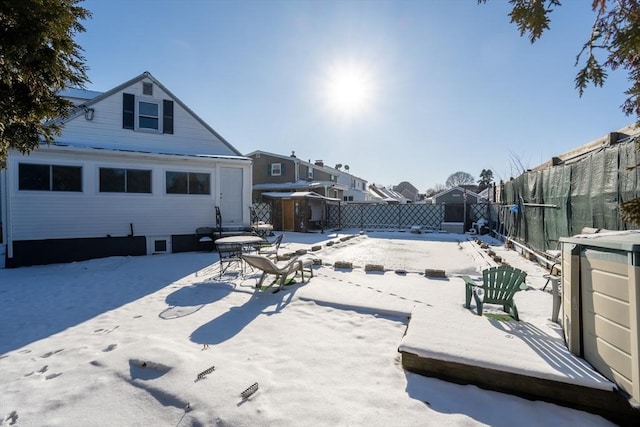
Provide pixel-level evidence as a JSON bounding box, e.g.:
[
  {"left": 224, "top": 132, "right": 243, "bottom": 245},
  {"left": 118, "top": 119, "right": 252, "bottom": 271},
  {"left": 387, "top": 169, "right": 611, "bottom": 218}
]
[
  {"left": 123, "top": 93, "right": 173, "bottom": 134},
  {"left": 270, "top": 163, "right": 282, "bottom": 176},
  {"left": 18, "top": 163, "right": 82, "bottom": 192},
  {"left": 138, "top": 100, "right": 159, "bottom": 130},
  {"left": 308, "top": 167, "right": 314, "bottom": 179},
  {"left": 99, "top": 168, "right": 151, "bottom": 193},
  {"left": 165, "top": 171, "right": 210, "bottom": 194}
]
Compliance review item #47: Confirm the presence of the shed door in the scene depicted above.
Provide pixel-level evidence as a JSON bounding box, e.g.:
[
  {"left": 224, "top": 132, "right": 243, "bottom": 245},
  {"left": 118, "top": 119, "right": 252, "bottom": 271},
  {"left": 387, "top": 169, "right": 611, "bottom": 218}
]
[
  {"left": 220, "top": 167, "right": 243, "bottom": 225},
  {"left": 580, "top": 248, "right": 633, "bottom": 396},
  {"left": 282, "top": 199, "right": 295, "bottom": 231}
]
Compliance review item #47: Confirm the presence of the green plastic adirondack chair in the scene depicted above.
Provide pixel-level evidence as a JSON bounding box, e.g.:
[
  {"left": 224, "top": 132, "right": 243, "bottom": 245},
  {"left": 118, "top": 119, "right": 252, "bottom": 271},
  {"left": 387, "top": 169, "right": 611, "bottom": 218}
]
[{"left": 463, "top": 266, "right": 528, "bottom": 320}]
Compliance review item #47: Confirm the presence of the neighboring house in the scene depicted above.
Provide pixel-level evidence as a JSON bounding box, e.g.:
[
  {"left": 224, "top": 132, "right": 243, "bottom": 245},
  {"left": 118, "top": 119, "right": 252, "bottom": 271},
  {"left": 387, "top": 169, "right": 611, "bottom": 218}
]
[
  {"left": 1, "top": 71, "right": 252, "bottom": 267},
  {"left": 369, "top": 184, "right": 407, "bottom": 204},
  {"left": 246, "top": 151, "right": 346, "bottom": 231},
  {"left": 431, "top": 186, "right": 484, "bottom": 230},
  {"left": 394, "top": 181, "right": 420, "bottom": 203},
  {"left": 431, "top": 186, "right": 483, "bottom": 205},
  {"left": 247, "top": 151, "right": 347, "bottom": 200},
  {"left": 337, "top": 169, "right": 370, "bottom": 203}
]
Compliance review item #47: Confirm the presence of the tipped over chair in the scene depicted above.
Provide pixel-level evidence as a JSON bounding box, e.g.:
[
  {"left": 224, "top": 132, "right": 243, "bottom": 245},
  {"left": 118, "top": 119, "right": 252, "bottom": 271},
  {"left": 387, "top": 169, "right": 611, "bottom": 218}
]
[
  {"left": 462, "top": 265, "right": 528, "bottom": 321},
  {"left": 241, "top": 253, "right": 307, "bottom": 292}
]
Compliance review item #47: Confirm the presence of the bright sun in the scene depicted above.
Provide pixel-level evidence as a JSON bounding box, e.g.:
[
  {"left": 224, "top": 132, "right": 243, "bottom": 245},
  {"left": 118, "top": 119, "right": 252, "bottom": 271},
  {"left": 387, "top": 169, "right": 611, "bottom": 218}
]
[{"left": 322, "top": 61, "right": 374, "bottom": 117}]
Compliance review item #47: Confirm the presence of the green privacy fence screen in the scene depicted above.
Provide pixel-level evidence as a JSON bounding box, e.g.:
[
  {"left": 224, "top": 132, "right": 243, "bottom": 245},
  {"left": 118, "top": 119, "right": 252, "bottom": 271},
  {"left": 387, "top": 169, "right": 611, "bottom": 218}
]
[{"left": 501, "top": 139, "right": 639, "bottom": 253}]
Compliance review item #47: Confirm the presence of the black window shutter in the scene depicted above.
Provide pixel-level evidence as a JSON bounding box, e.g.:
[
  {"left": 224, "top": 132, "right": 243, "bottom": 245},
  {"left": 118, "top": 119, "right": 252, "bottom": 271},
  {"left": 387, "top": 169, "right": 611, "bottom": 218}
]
[
  {"left": 268, "top": 164, "right": 272, "bottom": 176},
  {"left": 123, "top": 93, "right": 134, "bottom": 129},
  {"left": 163, "top": 100, "right": 174, "bottom": 134}
]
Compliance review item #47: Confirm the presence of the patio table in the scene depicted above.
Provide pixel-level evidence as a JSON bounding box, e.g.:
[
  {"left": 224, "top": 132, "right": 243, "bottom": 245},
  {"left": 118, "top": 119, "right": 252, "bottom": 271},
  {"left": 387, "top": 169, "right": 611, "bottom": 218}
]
[
  {"left": 215, "top": 235, "right": 265, "bottom": 276},
  {"left": 215, "top": 235, "right": 264, "bottom": 248}
]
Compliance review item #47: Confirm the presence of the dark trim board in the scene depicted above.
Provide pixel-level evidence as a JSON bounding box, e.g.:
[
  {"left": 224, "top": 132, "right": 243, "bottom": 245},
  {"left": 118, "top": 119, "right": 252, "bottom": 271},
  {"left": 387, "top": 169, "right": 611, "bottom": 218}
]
[
  {"left": 400, "top": 351, "right": 640, "bottom": 426},
  {"left": 5, "top": 230, "right": 256, "bottom": 267},
  {"left": 7, "top": 236, "right": 147, "bottom": 268},
  {"left": 171, "top": 234, "right": 202, "bottom": 253}
]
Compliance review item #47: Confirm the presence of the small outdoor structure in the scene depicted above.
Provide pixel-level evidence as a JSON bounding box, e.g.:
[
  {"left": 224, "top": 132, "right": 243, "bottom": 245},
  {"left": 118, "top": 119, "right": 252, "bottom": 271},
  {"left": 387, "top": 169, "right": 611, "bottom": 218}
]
[
  {"left": 260, "top": 191, "right": 340, "bottom": 232},
  {"left": 432, "top": 186, "right": 484, "bottom": 233},
  {"left": 560, "top": 231, "right": 640, "bottom": 406}
]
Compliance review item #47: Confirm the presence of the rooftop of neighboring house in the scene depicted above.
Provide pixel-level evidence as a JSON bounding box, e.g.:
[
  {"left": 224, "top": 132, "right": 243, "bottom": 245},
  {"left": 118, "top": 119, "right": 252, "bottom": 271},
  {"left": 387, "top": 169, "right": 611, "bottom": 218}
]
[{"left": 369, "top": 184, "right": 407, "bottom": 204}]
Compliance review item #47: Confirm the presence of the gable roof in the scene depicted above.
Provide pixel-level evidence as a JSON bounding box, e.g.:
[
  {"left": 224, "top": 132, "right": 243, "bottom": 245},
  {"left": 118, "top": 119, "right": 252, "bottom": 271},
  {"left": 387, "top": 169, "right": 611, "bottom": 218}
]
[
  {"left": 57, "top": 71, "right": 242, "bottom": 156},
  {"left": 433, "top": 186, "right": 483, "bottom": 200},
  {"left": 395, "top": 181, "right": 419, "bottom": 194}
]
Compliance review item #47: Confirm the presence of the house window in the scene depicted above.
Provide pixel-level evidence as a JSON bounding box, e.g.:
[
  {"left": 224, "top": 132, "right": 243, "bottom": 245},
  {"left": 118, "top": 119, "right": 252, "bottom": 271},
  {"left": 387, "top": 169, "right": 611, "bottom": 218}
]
[
  {"left": 18, "top": 163, "right": 82, "bottom": 192},
  {"left": 99, "top": 168, "right": 151, "bottom": 193},
  {"left": 166, "top": 171, "right": 210, "bottom": 194},
  {"left": 122, "top": 93, "right": 173, "bottom": 134},
  {"left": 270, "top": 163, "right": 282, "bottom": 176},
  {"left": 138, "top": 100, "right": 159, "bottom": 130},
  {"left": 308, "top": 168, "right": 314, "bottom": 179},
  {"left": 330, "top": 175, "right": 335, "bottom": 181},
  {"left": 142, "top": 82, "right": 153, "bottom": 96}
]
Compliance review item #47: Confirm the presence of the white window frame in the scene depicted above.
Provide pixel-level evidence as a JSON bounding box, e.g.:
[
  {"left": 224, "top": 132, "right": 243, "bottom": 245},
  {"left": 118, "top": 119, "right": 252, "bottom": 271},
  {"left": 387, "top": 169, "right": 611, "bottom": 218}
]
[
  {"left": 135, "top": 97, "right": 161, "bottom": 132},
  {"left": 271, "top": 163, "right": 282, "bottom": 176},
  {"left": 308, "top": 167, "right": 314, "bottom": 179}
]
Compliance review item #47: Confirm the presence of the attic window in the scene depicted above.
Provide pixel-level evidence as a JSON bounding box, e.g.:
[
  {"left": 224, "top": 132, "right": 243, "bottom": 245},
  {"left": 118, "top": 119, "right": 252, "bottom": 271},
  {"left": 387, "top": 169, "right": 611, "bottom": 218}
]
[
  {"left": 308, "top": 168, "right": 313, "bottom": 179},
  {"left": 142, "top": 82, "right": 153, "bottom": 96},
  {"left": 139, "top": 101, "right": 159, "bottom": 130},
  {"left": 270, "top": 163, "right": 282, "bottom": 176},
  {"left": 122, "top": 93, "right": 173, "bottom": 134}
]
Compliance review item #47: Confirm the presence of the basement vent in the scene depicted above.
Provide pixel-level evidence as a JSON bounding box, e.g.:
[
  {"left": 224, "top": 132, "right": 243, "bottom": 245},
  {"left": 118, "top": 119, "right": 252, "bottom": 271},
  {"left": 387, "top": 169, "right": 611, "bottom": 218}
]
[
  {"left": 154, "top": 240, "right": 167, "bottom": 252},
  {"left": 147, "top": 236, "right": 171, "bottom": 255}
]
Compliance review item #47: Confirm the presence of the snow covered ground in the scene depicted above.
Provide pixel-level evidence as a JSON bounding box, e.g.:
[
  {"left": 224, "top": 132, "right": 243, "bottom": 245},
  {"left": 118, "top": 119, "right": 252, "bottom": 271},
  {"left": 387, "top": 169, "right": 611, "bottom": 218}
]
[{"left": 0, "top": 230, "right": 617, "bottom": 426}]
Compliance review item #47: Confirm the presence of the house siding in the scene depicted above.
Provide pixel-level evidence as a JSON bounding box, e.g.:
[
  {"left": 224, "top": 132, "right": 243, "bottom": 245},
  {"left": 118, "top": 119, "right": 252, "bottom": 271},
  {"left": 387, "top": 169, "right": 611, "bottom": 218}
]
[
  {"left": 2, "top": 73, "right": 251, "bottom": 267},
  {"left": 59, "top": 77, "right": 237, "bottom": 157},
  {"left": 251, "top": 153, "right": 297, "bottom": 184},
  {"left": 7, "top": 149, "right": 248, "bottom": 242}
]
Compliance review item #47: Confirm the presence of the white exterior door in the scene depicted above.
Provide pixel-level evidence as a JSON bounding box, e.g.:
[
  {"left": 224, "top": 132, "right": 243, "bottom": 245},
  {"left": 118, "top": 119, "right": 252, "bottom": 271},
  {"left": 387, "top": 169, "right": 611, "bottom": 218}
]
[{"left": 220, "top": 167, "right": 243, "bottom": 225}]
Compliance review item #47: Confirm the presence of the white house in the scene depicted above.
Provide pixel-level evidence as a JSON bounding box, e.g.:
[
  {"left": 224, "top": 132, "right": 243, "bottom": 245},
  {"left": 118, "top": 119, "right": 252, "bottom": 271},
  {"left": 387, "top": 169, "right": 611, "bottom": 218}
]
[
  {"left": 336, "top": 169, "right": 371, "bottom": 203},
  {"left": 0, "top": 72, "right": 252, "bottom": 267}
]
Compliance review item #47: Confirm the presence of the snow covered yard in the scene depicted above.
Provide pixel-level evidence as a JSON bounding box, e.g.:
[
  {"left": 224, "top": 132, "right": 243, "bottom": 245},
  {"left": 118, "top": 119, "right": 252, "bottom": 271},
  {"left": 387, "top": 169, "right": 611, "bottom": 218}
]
[{"left": 0, "top": 231, "right": 618, "bottom": 426}]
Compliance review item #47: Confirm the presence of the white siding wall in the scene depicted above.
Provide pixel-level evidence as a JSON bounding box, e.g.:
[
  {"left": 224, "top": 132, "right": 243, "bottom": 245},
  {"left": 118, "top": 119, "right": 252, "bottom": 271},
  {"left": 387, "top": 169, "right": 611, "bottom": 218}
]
[
  {"left": 7, "top": 149, "right": 250, "bottom": 241},
  {"left": 338, "top": 171, "right": 369, "bottom": 202},
  {"left": 59, "top": 77, "right": 237, "bottom": 156}
]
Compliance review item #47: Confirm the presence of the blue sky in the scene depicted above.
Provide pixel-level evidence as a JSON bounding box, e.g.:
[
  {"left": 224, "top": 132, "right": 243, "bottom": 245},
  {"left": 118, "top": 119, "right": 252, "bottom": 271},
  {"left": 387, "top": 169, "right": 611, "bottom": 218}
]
[{"left": 77, "top": 0, "right": 631, "bottom": 191}]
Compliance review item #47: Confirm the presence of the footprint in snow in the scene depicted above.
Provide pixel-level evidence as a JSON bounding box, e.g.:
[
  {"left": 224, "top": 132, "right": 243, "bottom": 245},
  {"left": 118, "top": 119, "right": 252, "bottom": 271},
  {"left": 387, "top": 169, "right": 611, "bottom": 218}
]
[
  {"left": 40, "top": 349, "right": 63, "bottom": 358},
  {"left": 4, "top": 410, "right": 18, "bottom": 425},
  {"left": 103, "top": 343, "right": 118, "bottom": 352}
]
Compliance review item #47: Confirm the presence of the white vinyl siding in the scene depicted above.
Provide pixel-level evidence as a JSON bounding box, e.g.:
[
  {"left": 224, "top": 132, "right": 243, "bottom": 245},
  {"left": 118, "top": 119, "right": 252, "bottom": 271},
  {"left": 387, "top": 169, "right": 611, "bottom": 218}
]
[
  {"left": 59, "top": 80, "right": 237, "bottom": 157},
  {"left": 7, "top": 150, "right": 250, "bottom": 241}
]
